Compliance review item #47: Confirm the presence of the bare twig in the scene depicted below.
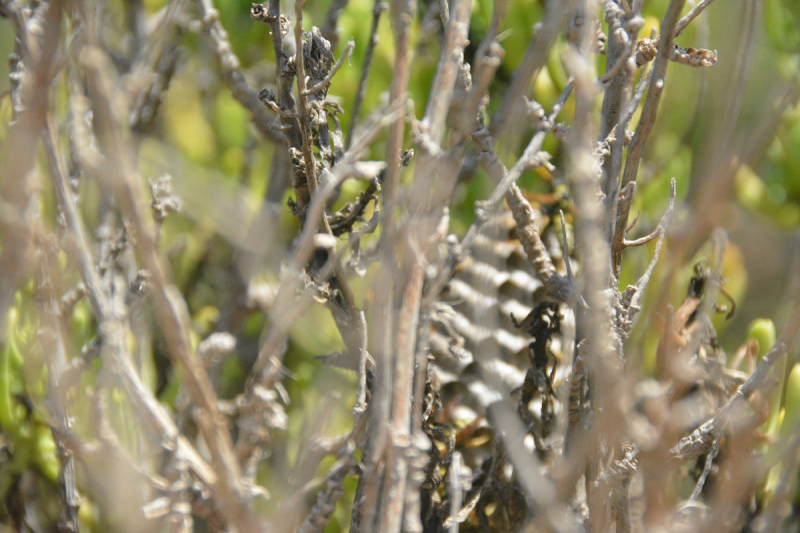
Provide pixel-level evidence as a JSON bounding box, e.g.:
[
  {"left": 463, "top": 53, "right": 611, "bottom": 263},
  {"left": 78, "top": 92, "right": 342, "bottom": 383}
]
[
  {"left": 320, "top": 0, "right": 349, "bottom": 47},
  {"left": 615, "top": 178, "right": 676, "bottom": 280},
  {"left": 613, "top": 0, "right": 686, "bottom": 274},
  {"left": 673, "top": 0, "right": 718, "bottom": 36},
  {"left": 296, "top": 443, "right": 358, "bottom": 533},
  {"left": 79, "top": 41, "right": 262, "bottom": 532},
  {"left": 293, "top": 0, "right": 321, "bottom": 199},
  {"left": 252, "top": 1, "right": 303, "bottom": 150},
  {"left": 465, "top": 82, "right": 574, "bottom": 301},
  {"left": 620, "top": 178, "right": 676, "bottom": 332},
  {"left": 671, "top": 343, "right": 789, "bottom": 461},
  {"left": 490, "top": 0, "right": 570, "bottom": 139},
  {"left": 558, "top": 4, "right": 635, "bottom": 529},
  {"left": 353, "top": 0, "right": 416, "bottom": 529},
  {"left": 302, "top": 40, "right": 354, "bottom": 95},
  {"left": 624, "top": 64, "right": 653, "bottom": 126},
  {"left": 620, "top": 0, "right": 686, "bottom": 187},
  {"left": 448, "top": 451, "right": 464, "bottom": 533},
  {"left": 195, "top": 0, "right": 284, "bottom": 142},
  {"left": 45, "top": 101, "right": 219, "bottom": 513},
  {"left": 689, "top": 436, "right": 719, "bottom": 501},
  {"left": 422, "top": 0, "right": 472, "bottom": 145},
  {"left": 345, "top": 0, "right": 387, "bottom": 150},
  {"left": 0, "top": 0, "right": 62, "bottom": 339},
  {"left": 598, "top": 1, "right": 642, "bottom": 237},
  {"left": 559, "top": 210, "right": 574, "bottom": 284}
]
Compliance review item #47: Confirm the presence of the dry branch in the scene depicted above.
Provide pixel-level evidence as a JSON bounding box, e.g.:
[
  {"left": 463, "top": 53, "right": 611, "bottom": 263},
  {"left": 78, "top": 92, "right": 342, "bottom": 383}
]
[{"left": 1, "top": 1, "right": 798, "bottom": 532}]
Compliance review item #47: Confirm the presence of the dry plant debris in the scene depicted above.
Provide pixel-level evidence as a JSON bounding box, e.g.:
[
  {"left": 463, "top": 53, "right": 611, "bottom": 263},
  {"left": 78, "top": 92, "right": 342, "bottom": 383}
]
[{"left": 1, "top": 0, "right": 800, "bottom": 532}]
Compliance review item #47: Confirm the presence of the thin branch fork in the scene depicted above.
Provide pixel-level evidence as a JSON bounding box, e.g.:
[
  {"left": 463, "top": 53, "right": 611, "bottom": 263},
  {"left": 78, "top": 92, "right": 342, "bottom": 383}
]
[
  {"left": 354, "top": 0, "right": 416, "bottom": 529},
  {"left": 671, "top": 343, "right": 789, "bottom": 462},
  {"left": 481, "top": 80, "right": 573, "bottom": 208},
  {"left": 612, "top": 0, "right": 686, "bottom": 275},
  {"left": 195, "top": 0, "right": 284, "bottom": 142},
  {"left": 421, "top": 0, "right": 472, "bottom": 145},
  {"left": 632, "top": 0, "right": 719, "bottom": 64},
  {"left": 621, "top": 0, "right": 686, "bottom": 187},
  {"left": 78, "top": 41, "right": 263, "bottom": 532},
  {"left": 629, "top": 179, "right": 676, "bottom": 273},
  {"left": 43, "top": 107, "right": 220, "bottom": 509},
  {"left": 598, "top": 0, "right": 640, "bottom": 231},
  {"left": 489, "top": 0, "right": 569, "bottom": 139},
  {"left": 302, "top": 39, "right": 354, "bottom": 96},
  {"left": 620, "top": 178, "right": 676, "bottom": 333},
  {"left": 262, "top": 98, "right": 299, "bottom": 119},
  {"left": 463, "top": 82, "right": 574, "bottom": 300},
  {"left": 608, "top": 0, "right": 714, "bottom": 251}
]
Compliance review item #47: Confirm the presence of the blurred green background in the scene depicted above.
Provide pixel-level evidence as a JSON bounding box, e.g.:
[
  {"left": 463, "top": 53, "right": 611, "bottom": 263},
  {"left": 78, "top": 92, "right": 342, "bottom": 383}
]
[{"left": 1, "top": 0, "right": 800, "bottom": 530}]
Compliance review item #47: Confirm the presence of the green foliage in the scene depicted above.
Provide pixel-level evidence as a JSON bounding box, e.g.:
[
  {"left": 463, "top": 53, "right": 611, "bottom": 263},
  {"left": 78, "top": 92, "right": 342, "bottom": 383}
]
[
  {"left": 0, "top": 306, "right": 59, "bottom": 485},
  {"left": 2, "top": 0, "right": 800, "bottom": 530}
]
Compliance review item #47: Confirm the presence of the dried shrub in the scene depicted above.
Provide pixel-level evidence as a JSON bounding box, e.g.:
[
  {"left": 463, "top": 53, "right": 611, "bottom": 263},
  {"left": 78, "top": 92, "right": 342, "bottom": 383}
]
[{"left": 1, "top": 0, "right": 800, "bottom": 532}]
